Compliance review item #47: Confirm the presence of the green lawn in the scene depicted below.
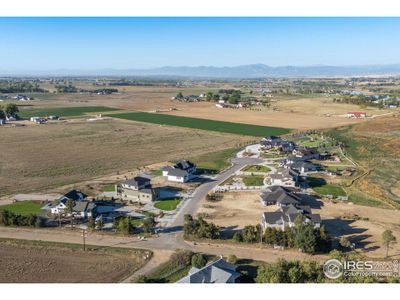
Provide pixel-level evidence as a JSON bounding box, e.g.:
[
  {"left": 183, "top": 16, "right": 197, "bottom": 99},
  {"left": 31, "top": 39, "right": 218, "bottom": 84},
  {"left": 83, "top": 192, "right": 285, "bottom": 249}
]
[
  {"left": 242, "top": 165, "right": 271, "bottom": 173},
  {"left": 151, "top": 169, "right": 163, "bottom": 176},
  {"left": 190, "top": 147, "right": 240, "bottom": 174},
  {"left": 242, "top": 175, "right": 265, "bottom": 186},
  {"left": 18, "top": 106, "right": 119, "bottom": 118},
  {"left": 308, "top": 176, "right": 346, "bottom": 197},
  {"left": 154, "top": 198, "right": 181, "bottom": 211},
  {"left": 0, "top": 201, "right": 42, "bottom": 216},
  {"left": 101, "top": 184, "right": 116, "bottom": 192},
  {"left": 109, "top": 112, "right": 291, "bottom": 137}
]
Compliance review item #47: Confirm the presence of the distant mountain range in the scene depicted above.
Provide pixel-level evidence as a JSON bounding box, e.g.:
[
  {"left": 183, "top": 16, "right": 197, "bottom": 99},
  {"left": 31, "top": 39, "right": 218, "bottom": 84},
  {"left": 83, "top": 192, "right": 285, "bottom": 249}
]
[{"left": 3, "top": 64, "right": 400, "bottom": 78}]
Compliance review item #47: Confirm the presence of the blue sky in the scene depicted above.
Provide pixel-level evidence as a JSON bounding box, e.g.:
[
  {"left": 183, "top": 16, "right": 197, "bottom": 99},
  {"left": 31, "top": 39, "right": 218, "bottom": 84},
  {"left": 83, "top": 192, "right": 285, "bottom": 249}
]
[{"left": 1, "top": 17, "right": 400, "bottom": 70}]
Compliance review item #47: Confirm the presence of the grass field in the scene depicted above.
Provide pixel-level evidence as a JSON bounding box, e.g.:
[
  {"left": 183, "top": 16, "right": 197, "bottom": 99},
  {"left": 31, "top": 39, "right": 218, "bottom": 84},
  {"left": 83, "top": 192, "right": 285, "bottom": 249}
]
[
  {"left": 327, "top": 117, "right": 400, "bottom": 206},
  {"left": 242, "top": 175, "right": 265, "bottom": 186},
  {"left": 0, "top": 119, "right": 248, "bottom": 196},
  {"left": 18, "top": 106, "right": 119, "bottom": 118},
  {"left": 109, "top": 112, "right": 291, "bottom": 137},
  {"left": 189, "top": 147, "right": 242, "bottom": 174},
  {"left": 154, "top": 198, "right": 181, "bottom": 211},
  {"left": 308, "top": 177, "right": 346, "bottom": 197},
  {"left": 0, "top": 201, "right": 42, "bottom": 216}
]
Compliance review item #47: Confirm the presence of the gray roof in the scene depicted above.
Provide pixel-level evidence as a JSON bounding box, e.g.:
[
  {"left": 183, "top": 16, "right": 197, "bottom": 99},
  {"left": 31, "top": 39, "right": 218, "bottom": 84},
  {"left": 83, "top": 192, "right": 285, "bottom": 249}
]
[
  {"left": 260, "top": 186, "right": 301, "bottom": 205},
  {"left": 62, "top": 189, "right": 87, "bottom": 201},
  {"left": 165, "top": 167, "right": 188, "bottom": 177},
  {"left": 123, "top": 176, "right": 150, "bottom": 188},
  {"left": 177, "top": 258, "right": 240, "bottom": 283},
  {"left": 73, "top": 201, "right": 96, "bottom": 213},
  {"left": 263, "top": 204, "right": 321, "bottom": 226}
]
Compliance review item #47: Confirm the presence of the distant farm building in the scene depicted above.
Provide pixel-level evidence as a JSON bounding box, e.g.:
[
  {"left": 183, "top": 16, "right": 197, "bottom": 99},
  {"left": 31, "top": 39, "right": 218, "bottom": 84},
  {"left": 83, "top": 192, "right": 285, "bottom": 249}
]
[{"left": 347, "top": 112, "right": 366, "bottom": 118}]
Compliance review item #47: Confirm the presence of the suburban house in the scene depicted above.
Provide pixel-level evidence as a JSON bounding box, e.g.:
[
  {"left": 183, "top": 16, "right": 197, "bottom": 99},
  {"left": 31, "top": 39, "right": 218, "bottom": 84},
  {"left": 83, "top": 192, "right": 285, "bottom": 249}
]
[
  {"left": 285, "top": 161, "right": 319, "bottom": 174},
  {"left": 292, "top": 147, "right": 320, "bottom": 160},
  {"left": 269, "top": 168, "right": 299, "bottom": 187},
  {"left": 162, "top": 160, "right": 197, "bottom": 183},
  {"left": 116, "top": 176, "right": 157, "bottom": 202},
  {"left": 177, "top": 257, "right": 241, "bottom": 283},
  {"left": 260, "top": 136, "right": 296, "bottom": 153},
  {"left": 43, "top": 189, "right": 88, "bottom": 215},
  {"left": 260, "top": 185, "right": 301, "bottom": 207},
  {"left": 262, "top": 204, "right": 321, "bottom": 230},
  {"left": 72, "top": 201, "right": 97, "bottom": 218},
  {"left": 347, "top": 111, "right": 366, "bottom": 118}
]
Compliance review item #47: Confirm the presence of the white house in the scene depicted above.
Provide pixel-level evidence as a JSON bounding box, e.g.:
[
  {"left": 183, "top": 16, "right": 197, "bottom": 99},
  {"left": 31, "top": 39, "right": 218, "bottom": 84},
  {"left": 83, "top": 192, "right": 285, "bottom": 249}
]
[{"left": 162, "top": 160, "right": 197, "bottom": 183}]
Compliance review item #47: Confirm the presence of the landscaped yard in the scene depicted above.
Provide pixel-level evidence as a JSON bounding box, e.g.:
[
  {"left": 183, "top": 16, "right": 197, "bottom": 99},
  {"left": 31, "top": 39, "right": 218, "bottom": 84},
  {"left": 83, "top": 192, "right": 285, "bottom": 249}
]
[
  {"left": 151, "top": 169, "right": 163, "bottom": 176},
  {"left": 308, "top": 177, "right": 346, "bottom": 197},
  {"left": 18, "top": 106, "right": 119, "bottom": 118},
  {"left": 242, "top": 175, "right": 265, "bottom": 186},
  {"left": 154, "top": 198, "right": 181, "bottom": 211},
  {"left": 190, "top": 147, "right": 241, "bottom": 174},
  {"left": 0, "top": 201, "right": 42, "bottom": 216},
  {"left": 242, "top": 165, "right": 271, "bottom": 173},
  {"left": 109, "top": 112, "right": 291, "bottom": 137},
  {"left": 102, "top": 184, "right": 116, "bottom": 192}
]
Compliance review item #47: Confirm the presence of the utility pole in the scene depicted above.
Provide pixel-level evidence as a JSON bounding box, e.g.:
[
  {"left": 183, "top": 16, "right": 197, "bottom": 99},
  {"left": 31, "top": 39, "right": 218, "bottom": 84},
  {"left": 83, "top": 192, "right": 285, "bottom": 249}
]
[
  {"left": 58, "top": 211, "right": 61, "bottom": 227},
  {"left": 82, "top": 229, "right": 87, "bottom": 251}
]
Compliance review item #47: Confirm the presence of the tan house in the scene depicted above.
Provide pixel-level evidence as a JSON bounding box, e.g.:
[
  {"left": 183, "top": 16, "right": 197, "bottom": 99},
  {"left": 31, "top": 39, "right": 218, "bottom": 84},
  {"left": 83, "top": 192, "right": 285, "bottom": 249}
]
[{"left": 116, "top": 176, "right": 157, "bottom": 203}]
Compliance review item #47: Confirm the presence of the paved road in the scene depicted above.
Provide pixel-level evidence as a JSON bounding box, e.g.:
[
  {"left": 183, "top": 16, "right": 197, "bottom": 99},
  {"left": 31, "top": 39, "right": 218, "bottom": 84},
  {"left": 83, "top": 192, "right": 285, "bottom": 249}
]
[{"left": 169, "top": 156, "right": 263, "bottom": 228}]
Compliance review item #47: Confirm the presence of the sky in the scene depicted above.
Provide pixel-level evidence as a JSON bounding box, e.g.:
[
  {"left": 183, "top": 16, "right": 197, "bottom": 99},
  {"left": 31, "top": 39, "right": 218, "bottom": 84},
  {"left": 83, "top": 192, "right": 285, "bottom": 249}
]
[{"left": 1, "top": 17, "right": 400, "bottom": 70}]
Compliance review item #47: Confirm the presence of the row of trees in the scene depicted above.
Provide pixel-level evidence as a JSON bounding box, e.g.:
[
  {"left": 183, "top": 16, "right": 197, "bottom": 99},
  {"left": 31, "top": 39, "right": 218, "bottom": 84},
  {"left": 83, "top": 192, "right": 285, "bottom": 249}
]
[
  {"left": 183, "top": 214, "right": 219, "bottom": 240},
  {"left": 0, "top": 80, "right": 47, "bottom": 93},
  {"left": 0, "top": 210, "right": 44, "bottom": 228},
  {"left": 256, "top": 258, "right": 324, "bottom": 283},
  {"left": 233, "top": 221, "right": 330, "bottom": 254},
  {"left": 0, "top": 103, "right": 19, "bottom": 120}
]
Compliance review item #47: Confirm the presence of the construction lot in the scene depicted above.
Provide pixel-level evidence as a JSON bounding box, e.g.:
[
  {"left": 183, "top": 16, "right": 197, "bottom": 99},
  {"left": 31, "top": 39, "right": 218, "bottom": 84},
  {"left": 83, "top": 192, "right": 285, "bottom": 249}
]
[
  {"left": 198, "top": 190, "right": 400, "bottom": 259},
  {"left": 0, "top": 238, "right": 150, "bottom": 283}
]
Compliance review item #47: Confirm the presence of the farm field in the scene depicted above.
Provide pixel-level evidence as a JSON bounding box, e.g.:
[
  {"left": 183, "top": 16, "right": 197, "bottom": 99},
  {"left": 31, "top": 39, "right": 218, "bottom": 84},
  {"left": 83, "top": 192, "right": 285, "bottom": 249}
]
[
  {"left": 108, "top": 112, "right": 291, "bottom": 137},
  {"left": 15, "top": 85, "right": 383, "bottom": 130},
  {"left": 18, "top": 106, "right": 119, "bottom": 118},
  {"left": 0, "top": 118, "right": 249, "bottom": 196},
  {"left": 0, "top": 238, "right": 151, "bottom": 283}
]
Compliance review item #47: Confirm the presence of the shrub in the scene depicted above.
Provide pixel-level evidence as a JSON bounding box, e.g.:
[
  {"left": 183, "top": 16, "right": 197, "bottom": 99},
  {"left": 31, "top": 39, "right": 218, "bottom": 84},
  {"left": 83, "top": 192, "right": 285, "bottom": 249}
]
[
  {"left": 170, "top": 250, "right": 194, "bottom": 269},
  {"left": 227, "top": 255, "right": 238, "bottom": 264},
  {"left": 191, "top": 253, "right": 207, "bottom": 269}
]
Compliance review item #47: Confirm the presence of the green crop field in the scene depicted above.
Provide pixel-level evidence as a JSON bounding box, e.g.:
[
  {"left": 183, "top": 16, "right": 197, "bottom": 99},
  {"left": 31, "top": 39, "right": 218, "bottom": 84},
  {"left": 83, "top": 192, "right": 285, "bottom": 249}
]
[
  {"left": 0, "top": 201, "right": 42, "bottom": 216},
  {"left": 109, "top": 112, "right": 290, "bottom": 137},
  {"left": 18, "top": 106, "right": 119, "bottom": 118}
]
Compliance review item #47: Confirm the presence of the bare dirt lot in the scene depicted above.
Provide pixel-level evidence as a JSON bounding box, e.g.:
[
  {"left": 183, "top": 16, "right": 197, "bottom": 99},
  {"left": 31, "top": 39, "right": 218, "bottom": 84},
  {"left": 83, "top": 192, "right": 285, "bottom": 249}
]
[
  {"left": 0, "top": 239, "right": 150, "bottom": 283},
  {"left": 198, "top": 191, "right": 274, "bottom": 229},
  {"left": 0, "top": 118, "right": 248, "bottom": 196}
]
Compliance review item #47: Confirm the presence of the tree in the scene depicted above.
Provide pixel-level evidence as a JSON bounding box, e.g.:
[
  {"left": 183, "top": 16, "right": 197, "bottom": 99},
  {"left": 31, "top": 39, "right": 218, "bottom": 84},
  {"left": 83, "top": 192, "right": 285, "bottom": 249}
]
[
  {"left": 176, "top": 92, "right": 184, "bottom": 99},
  {"left": 143, "top": 216, "right": 156, "bottom": 234},
  {"left": 4, "top": 103, "right": 19, "bottom": 118},
  {"left": 294, "top": 224, "right": 317, "bottom": 253},
  {"left": 284, "top": 226, "right": 295, "bottom": 248},
  {"left": 170, "top": 250, "right": 193, "bottom": 269},
  {"left": 227, "top": 254, "right": 238, "bottom": 264},
  {"left": 0, "top": 105, "right": 5, "bottom": 120},
  {"left": 340, "top": 236, "right": 351, "bottom": 249},
  {"left": 87, "top": 217, "right": 96, "bottom": 231},
  {"left": 114, "top": 217, "right": 133, "bottom": 235},
  {"left": 233, "top": 232, "right": 243, "bottom": 243},
  {"left": 191, "top": 253, "right": 206, "bottom": 269},
  {"left": 382, "top": 230, "right": 397, "bottom": 258},
  {"left": 65, "top": 199, "right": 76, "bottom": 228},
  {"left": 206, "top": 92, "right": 213, "bottom": 101},
  {"left": 241, "top": 225, "right": 257, "bottom": 243}
]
